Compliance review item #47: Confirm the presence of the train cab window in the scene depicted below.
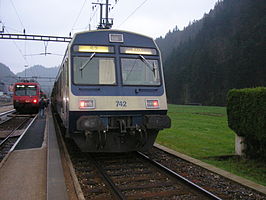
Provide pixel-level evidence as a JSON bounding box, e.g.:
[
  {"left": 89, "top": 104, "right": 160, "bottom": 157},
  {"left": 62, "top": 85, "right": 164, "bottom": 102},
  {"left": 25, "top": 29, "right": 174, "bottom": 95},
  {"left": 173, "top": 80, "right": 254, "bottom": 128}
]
[
  {"left": 15, "top": 85, "right": 37, "bottom": 96},
  {"left": 121, "top": 58, "right": 161, "bottom": 86},
  {"left": 73, "top": 57, "right": 116, "bottom": 85}
]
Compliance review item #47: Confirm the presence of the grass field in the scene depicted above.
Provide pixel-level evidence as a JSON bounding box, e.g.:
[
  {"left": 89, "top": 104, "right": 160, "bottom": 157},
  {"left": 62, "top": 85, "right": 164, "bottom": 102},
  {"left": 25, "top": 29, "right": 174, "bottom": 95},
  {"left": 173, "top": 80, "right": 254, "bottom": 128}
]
[{"left": 156, "top": 104, "right": 266, "bottom": 186}]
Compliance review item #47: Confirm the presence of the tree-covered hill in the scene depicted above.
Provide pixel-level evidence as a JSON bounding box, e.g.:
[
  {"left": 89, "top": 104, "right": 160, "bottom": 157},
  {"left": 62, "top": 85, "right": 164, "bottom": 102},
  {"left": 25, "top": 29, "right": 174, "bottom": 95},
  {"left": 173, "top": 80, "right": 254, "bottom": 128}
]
[
  {"left": 0, "top": 63, "right": 17, "bottom": 93},
  {"left": 157, "top": 0, "right": 266, "bottom": 106}
]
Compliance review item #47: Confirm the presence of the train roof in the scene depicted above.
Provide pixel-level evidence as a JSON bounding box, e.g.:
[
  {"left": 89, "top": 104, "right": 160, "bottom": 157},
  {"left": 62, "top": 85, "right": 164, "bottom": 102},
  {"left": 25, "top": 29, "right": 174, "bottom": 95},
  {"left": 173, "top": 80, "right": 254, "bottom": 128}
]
[
  {"left": 73, "top": 29, "right": 153, "bottom": 39},
  {"left": 70, "top": 29, "right": 156, "bottom": 48},
  {"left": 14, "top": 81, "right": 40, "bottom": 85}
]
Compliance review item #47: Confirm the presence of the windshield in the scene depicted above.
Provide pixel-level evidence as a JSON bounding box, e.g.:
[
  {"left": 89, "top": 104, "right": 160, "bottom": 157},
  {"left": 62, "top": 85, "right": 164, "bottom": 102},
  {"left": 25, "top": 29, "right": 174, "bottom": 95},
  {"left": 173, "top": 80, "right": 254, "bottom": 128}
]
[
  {"left": 73, "top": 56, "right": 116, "bottom": 85},
  {"left": 15, "top": 85, "right": 37, "bottom": 96},
  {"left": 121, "top": 58, "right": 160, "bottom": 86}
]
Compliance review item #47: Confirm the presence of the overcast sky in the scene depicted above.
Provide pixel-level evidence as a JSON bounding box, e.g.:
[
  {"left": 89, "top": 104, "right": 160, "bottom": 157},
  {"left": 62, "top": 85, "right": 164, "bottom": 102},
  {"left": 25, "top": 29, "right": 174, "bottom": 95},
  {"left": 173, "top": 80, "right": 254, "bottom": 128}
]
[{"left": 0, "top": 0, "right": 218, "bottom": 74}]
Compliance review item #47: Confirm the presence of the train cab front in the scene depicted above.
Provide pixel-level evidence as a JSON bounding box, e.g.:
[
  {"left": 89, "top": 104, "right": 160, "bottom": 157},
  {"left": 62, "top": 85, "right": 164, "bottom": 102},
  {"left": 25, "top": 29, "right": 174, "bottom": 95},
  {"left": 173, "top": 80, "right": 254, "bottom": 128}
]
[
  {"left": 13, "top": 82, "right": 40, "bottom": 113},
  {"left": 67, "top": 30, "right": 171, "bottom": 152},
  {"left": 13, "top": 97, "right": 39, "bottom": 113}
]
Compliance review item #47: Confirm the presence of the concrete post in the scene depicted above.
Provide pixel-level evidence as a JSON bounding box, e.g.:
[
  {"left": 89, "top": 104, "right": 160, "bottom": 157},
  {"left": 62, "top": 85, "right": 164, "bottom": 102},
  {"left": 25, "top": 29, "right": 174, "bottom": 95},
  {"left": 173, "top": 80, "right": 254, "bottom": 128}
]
[{"left": 235, "top": 135, "right": 246, "bottom": 156}]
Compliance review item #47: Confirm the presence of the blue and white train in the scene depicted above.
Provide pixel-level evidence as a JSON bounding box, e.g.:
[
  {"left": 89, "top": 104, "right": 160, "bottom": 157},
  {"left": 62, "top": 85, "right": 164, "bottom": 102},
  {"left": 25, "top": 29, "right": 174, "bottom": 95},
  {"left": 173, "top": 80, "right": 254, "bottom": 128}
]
[{"left": 52, "top": 29, "right": 171, "bottom": 152}]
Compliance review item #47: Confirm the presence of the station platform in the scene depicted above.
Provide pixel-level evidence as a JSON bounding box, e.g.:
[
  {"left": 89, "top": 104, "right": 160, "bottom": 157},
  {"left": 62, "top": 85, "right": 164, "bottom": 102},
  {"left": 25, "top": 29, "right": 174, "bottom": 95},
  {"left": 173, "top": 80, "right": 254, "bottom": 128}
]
[{"left": 0, "top": 108, "right": 70, "bottom": 200}]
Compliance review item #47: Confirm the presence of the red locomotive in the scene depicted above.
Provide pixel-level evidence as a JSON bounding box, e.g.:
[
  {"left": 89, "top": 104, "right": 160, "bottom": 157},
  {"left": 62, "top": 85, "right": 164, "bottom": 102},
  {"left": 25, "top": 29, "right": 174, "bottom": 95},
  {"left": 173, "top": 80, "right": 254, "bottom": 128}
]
[{"left": 13, "top": 80, "right": 41, "bottom": 113}]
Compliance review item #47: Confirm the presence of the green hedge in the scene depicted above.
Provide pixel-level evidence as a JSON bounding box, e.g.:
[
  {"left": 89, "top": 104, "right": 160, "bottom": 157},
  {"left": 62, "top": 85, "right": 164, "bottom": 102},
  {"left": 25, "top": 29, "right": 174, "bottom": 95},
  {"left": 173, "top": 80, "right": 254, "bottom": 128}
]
[{"left": 227, "top": 87, "right": 266, "bottom": 159}]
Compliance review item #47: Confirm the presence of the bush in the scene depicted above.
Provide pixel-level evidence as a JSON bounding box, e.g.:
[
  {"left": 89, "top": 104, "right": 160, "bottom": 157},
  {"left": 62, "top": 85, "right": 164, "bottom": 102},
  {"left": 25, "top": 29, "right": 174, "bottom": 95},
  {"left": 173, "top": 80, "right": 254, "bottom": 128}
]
[{"left": 227, "top": 87, "right": 266, "bottom": 159}]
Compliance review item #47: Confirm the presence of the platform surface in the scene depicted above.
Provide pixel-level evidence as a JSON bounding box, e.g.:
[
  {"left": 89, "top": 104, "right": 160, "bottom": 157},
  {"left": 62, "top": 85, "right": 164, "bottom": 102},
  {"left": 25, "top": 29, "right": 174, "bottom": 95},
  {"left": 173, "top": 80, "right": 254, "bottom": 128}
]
[
  {"left": 15, "top": 116, "right": 45, "bottom": 150},
  {"left": 47, "top": 109, "right": 69, "bottom": 200},
  {"left": 0, "top": 108, "right": 69, "bottom": 200},
  {"left": 0, "top": 148, "right": 47, "bottom": 200}
]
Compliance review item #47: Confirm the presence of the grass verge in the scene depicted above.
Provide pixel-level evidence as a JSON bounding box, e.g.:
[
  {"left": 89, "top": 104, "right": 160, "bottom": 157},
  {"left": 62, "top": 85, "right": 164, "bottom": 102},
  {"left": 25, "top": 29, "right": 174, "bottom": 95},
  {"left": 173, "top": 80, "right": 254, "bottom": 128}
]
[{"left": 156, "top": 104, "right": 266, "bottom": 186}]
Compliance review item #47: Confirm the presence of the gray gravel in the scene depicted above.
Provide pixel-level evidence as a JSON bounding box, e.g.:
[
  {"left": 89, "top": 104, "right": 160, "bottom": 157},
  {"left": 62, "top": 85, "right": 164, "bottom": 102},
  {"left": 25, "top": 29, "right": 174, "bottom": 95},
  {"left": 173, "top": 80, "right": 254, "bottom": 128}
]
[{"left": 144, "top": 147, "right": 266, "bottom": 200}]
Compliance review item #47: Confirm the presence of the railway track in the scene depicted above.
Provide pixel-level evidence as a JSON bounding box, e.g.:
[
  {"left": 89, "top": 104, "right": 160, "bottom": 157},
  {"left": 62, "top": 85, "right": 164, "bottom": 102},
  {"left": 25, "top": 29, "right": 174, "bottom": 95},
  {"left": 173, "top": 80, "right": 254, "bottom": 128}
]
[
  {"left": 0, "top": 114, "right": 36, "bottom": 162},
  {"left": 0, "top": 109, "right": 16, "bottom": 121},
  {"left": 0, "top": 102, "right": 13, "bottom": 108},
  {"left": 65, "top": 139, "right": 221, "bottom": 200},
  {"left": 143, "top": 147, "right": 266, "bottom": 200},
  {"left": 53, "top": 112, "right": 266, "bottom": 200},
  {"left": 0, "top": 109, "right": 15, "bottom": 116}
]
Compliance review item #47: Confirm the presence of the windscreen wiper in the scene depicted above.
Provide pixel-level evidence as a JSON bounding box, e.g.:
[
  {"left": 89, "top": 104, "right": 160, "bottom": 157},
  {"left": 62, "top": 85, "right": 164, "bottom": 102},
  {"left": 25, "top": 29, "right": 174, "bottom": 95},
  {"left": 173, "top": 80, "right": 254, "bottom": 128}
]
[
  {"left": 139, "top": 55, "right": 156, "bottom": 76},
  {"left": 80, "top": 52, "right": 96, "bottom": 71}
]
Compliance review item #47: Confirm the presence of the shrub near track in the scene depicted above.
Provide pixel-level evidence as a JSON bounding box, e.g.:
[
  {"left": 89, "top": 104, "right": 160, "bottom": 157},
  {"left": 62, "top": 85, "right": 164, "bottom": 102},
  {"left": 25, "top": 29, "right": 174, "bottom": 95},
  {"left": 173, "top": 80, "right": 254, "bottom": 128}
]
[{"left": 227, "top": 87, "right": 266, "bottom": 160}]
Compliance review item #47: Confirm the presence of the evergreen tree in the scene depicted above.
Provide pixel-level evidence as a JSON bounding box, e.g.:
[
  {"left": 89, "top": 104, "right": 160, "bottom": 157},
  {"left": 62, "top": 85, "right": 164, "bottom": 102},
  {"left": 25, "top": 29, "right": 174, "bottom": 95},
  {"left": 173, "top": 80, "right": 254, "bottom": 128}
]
[{"left": 157, "top": 0, "right": 266, "bottom": 105}]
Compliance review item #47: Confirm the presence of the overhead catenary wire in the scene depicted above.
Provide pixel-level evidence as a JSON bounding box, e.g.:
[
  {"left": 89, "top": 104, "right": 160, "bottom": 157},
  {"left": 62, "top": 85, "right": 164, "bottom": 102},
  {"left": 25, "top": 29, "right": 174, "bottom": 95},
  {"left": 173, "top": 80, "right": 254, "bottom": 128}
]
[
  {"left": 0, "top": 0, "right": 2, "bottom": 21},
  {"left": 109, "top": 0, "right": 120, "bottom": 13},
  {"left": 0, "top": 21, "right": 32, "bottom": 75},
  {"left": 10, "top": 0, "right": 25, "bottom": 32},
  {"left": 85, "top": 2, "right": 100, "bottom": 30},
  {"left": 8, "top": 0, "right": 31, "bottom": 75},
  {"left": 70, "top": 0, "right": 88, "bottom": 34},
  {"left": 117, "top": 0, "right": 149, "bottom": 28},
  {"left": 5, "top": 29, "right": 29, "bottom": 67},
  {"left": 0, "top": 0, "right": 5, "bottom": 33},
  {"left": 0, "top": 20, "right": 25, "bottom": 33}
]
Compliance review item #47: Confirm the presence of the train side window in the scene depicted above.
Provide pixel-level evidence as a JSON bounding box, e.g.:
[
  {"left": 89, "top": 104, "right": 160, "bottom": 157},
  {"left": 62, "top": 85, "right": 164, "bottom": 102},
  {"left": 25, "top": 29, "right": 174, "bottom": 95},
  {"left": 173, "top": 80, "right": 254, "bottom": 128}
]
[
  {"left": 63, "top": 63, "right": 66, "bottom": 87},
  {"left": 59, "top": 74, "right": 62, "bottom": 97},
  {"left": 66, "top": 59, "right": 69, "bottom": 86}
]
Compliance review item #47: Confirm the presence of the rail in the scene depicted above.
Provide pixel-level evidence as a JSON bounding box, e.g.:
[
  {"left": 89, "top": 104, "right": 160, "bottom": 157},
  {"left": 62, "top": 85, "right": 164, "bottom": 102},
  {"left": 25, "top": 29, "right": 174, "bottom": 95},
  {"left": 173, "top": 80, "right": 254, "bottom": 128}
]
[
  {"left": 89, "top": 154, "right": 126, "bottom": 200},
  {"left": 137, "top": 151, "right": 222, "bottom": 200},
  {"left": 0, "top": 115, "right": 37, "bottom": 164},
  {"left": 0, "top": 109, "right": 16, "bottom": 118},
  {"left": 0, "top": 117, "right": 29, "bottom": 147}
]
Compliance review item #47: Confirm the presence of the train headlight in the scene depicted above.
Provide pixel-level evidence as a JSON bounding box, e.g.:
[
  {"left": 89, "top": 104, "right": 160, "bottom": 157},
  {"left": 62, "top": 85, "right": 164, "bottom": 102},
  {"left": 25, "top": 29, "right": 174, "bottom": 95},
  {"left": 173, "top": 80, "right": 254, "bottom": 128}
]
[
  {"left": 146, "top": 99, "right": 159, "bottom": 109},
  {"left": 33, "top": 99, "right": 38, "bottom": 104},
  {"left": 79, "top": 99, "right": 95, "bottom": 109}
]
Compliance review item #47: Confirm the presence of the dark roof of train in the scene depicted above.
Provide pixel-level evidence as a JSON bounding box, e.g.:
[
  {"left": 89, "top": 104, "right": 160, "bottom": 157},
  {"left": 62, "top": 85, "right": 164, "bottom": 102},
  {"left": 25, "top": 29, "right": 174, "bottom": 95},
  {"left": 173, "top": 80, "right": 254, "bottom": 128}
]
[{"left": 71, "top": 29, "right": 156, "bottom": 48}]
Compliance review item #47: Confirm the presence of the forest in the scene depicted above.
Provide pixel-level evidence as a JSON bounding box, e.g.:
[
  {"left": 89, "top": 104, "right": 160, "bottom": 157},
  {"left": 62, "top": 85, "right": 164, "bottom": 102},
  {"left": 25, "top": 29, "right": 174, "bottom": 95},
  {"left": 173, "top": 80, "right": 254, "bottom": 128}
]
[{"left": 156, "top": 0, "right": 266, "bottom": 106}]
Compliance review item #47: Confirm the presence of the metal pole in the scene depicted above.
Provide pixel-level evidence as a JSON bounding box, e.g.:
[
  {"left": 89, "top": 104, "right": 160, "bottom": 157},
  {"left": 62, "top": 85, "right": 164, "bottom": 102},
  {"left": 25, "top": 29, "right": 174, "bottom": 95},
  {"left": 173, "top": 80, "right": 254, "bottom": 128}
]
[
  {"left": 106, "top": 0, "right": 109, "bottom": 27},
  {"left": 25, "top": 65, "right": 28, "bottom": 78},
  {"left": 100, "top": 4, "right": 103, "bottom": 28}
]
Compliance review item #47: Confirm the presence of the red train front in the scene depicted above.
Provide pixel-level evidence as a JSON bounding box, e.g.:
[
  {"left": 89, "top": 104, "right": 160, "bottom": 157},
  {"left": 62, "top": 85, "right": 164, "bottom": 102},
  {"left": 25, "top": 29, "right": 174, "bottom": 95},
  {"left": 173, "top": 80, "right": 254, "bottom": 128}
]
[{"left": 13, "top": 80, "right": 41, "bottom": 113}]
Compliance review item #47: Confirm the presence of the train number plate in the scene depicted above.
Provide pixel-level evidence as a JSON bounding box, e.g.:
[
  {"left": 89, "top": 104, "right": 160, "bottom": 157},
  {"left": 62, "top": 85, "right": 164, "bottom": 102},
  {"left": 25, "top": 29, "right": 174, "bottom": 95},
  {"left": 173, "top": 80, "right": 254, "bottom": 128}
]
[{"left": 116, "top": 100, "right": 127, "bottom": 107}]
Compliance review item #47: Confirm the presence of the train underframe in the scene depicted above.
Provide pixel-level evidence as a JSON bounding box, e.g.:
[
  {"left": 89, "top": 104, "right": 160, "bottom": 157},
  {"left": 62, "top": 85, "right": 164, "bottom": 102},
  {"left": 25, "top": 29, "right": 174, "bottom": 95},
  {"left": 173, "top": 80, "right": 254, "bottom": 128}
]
[
  {"left": 68, "top": 112, "right": 171, "bottom": 152},
  {"left": 13, "top": 101, "right": 39, "bottom": 114}
]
